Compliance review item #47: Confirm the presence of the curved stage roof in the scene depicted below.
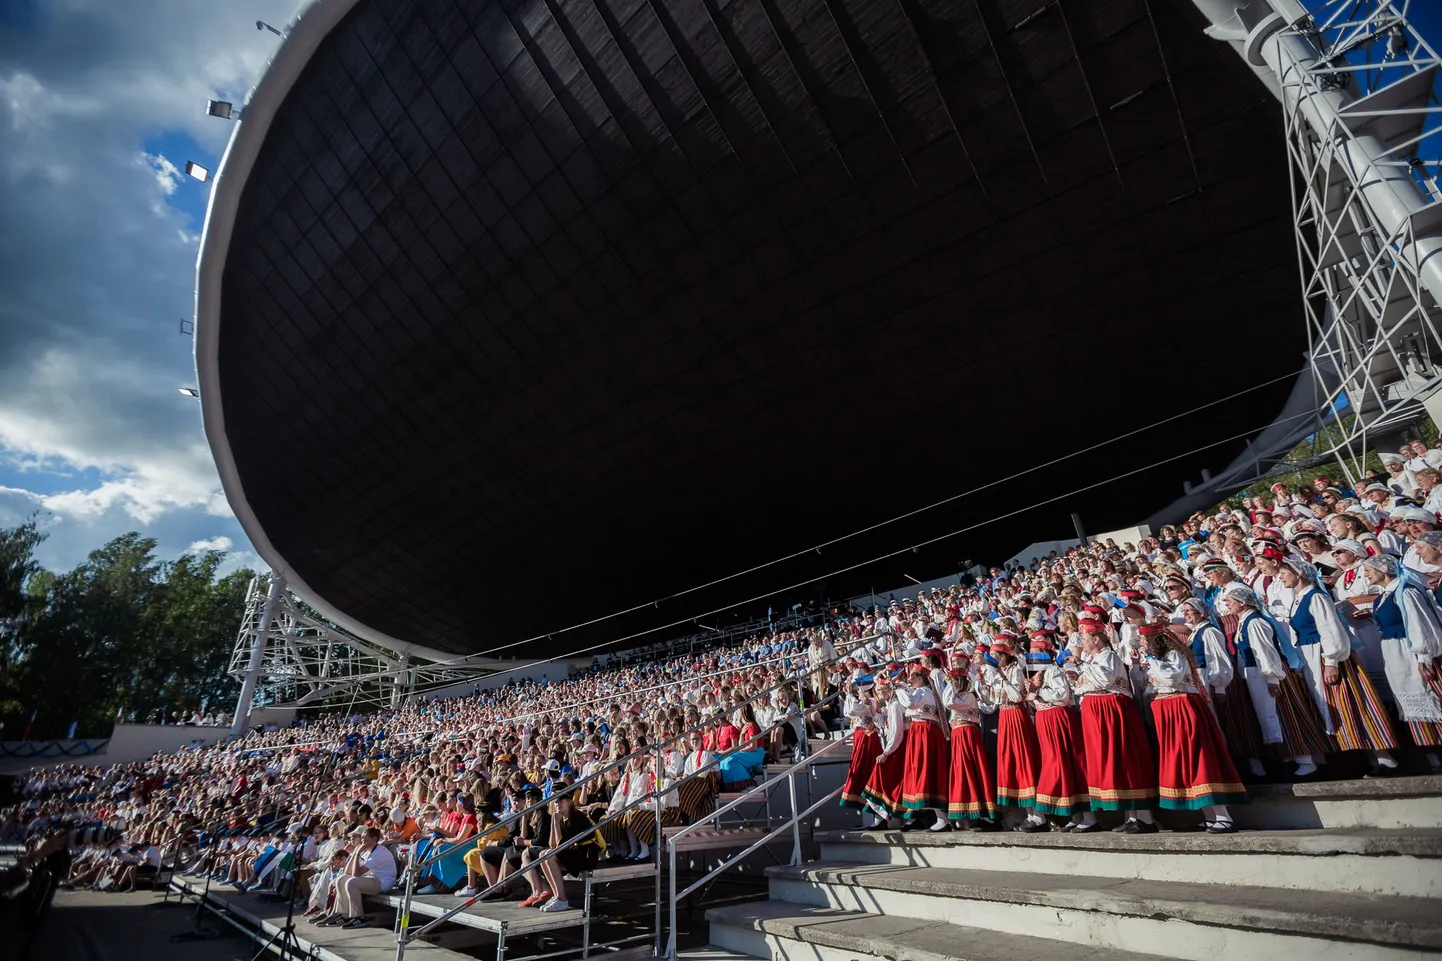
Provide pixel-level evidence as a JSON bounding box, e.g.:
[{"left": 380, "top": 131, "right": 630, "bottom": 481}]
[{"left": 198, "top": 0, "right": 1303, "bottom": 660}]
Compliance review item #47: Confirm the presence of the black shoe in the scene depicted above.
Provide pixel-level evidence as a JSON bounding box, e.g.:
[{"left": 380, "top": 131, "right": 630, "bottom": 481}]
[
  {"left": 1069, "top": 821, "right": 1099, "bottom": 833},
  {"left": 1365, "top": 765, "right": 1399, "bottom": 779},
  {"left": 341, "top": 917, "right": 368, "bottom": 930},
  {"left": 1115, "top": 819, "right": 1158, "bottom": 834},
  {"left": 1015, "top": 820, "right": 1047, "bottom": 833},
  {"left": 1205, "top": 821, "right": 1238, "bottom": 834}
]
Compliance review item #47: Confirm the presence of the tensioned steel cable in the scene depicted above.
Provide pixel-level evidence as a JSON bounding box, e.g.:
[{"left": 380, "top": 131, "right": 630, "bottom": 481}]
[
  {"left": 337, "top": 402, "right": 1319, "bottom": 707},
  {"left": 421, "top": 366, "right": 1308, "bottom": 664}
]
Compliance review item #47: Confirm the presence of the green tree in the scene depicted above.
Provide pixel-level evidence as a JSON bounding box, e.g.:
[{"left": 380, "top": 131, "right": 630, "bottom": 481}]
[{"left": 0, "top": 525, "right": 256, "bottom": 739}]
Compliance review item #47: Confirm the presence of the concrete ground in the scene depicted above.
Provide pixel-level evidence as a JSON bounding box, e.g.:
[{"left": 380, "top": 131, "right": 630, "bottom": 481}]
[{"left": 28, "top": 888, "right": 249, "bottom": 961}]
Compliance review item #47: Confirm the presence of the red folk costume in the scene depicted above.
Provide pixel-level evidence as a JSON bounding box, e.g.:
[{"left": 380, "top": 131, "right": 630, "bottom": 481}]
[
  {"left": 896, "top": 667, "right": 949, "bottom": 814},
  {"left": 1072, "top": 621, "right": 1157, "bottom": 812},
  {"left": 989, "top": 635, "right": 1041, "bottom": 810},
  {"left": 1027, "top": 635, "right": 1091, "bottom": 818},
  {"left": 838, "top": 679, "right": 882, "bottom": 811},
  {"left": 860, "top": 677, "right": 907, "bottom": 819},
  {"left": 943, "top": 665, "right": 995, "bottom": 822}
]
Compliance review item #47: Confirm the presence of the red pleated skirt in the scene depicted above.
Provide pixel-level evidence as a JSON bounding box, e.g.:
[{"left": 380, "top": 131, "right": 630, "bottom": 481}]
[
  {"left": 1034, "top": 706, "right": 1090, "bottom": 816},
  {"left": 1080, "top": 693, "right": 1157, "bottom": 811},
  {"left": 900, "top": 720, "right": 949, "bottom": 811},
  {"left": 839, "top": 727, "right": 882, "bottom": 810},
  {"left": 947, "top": 724, "right": 995, "bottom": 820},
  {"left": 861, "top": 746, "right": 906, "bottom": 818},
  {"left": 1151, "top": 693, "right": 1248, "bottom": 811},
  {"left": 995, "top": 706, "right": 1040, "bottom": 809}
]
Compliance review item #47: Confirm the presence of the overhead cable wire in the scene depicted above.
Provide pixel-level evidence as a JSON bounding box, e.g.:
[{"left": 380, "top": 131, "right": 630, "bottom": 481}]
[
  {"left": 397, "top": 366, "right": 1309, "bottom": 673},
  {"left": 339, "top": 404, "right": 1319, "bottom": 707}
]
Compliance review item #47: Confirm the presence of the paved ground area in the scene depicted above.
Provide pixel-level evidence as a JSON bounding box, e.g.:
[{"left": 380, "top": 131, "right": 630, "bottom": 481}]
[{"left": 29, "top": 888, "right": 250, "bottom": 961}]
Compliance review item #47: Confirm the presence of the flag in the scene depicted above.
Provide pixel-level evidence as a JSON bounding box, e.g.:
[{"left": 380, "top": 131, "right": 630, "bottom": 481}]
[
  {"left": 66, "top": 720, "right": 78, "bottom": 739},
  {"left": 22, "top": 709, "right": 36, "bottom": 741}
]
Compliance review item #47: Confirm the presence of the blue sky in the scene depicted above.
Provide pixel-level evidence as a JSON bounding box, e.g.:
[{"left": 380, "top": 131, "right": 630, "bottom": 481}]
[{"left": 0, "top": 0, "right": 297, "bottom": 572}]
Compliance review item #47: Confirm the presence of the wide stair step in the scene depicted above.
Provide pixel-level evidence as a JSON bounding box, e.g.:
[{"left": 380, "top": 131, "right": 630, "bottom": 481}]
[
  {"left": 761, "top": 861, "right": 1442, "bottom": 960},
  {"left": 816, "top": 826, "right": 1442, "bottom": 897},
  {"left": 703, "top": 901, "right": 1160, "bottom": 961}
]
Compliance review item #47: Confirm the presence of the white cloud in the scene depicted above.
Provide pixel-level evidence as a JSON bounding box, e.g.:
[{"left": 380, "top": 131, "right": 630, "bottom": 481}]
[
  {"left": 141, "top": 151, "right": 182, "bottom": 196},
  {"left": 0, "top": 0, "right": 299, "bottom": 574},
  {"left": 188, "top": 535, "right": 233, "bottom": 553}
]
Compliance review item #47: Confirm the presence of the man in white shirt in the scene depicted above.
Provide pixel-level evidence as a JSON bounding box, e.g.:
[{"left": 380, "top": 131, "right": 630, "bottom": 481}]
[{"left": 324, "top": 827, "right": 396, "bottom": 928}]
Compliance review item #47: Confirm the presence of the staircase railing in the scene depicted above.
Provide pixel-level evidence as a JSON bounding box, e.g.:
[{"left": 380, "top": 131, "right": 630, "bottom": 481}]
[{"left": 662, "top": 734, "right": 853, "bottom": 959}]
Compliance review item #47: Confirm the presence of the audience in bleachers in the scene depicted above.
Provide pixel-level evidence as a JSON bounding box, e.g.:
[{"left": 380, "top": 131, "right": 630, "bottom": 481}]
[{"left": 10, "top": 464, "right": 1442, "bottom": 921}]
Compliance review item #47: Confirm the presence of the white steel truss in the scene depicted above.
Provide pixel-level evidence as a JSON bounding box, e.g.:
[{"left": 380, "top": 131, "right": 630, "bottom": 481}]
[
  {"left": 227, "top": 573, "right": 498, "bottom": 716},
  {"left": 1245, "top": 0, "right": 1442, "bottom": 479}
]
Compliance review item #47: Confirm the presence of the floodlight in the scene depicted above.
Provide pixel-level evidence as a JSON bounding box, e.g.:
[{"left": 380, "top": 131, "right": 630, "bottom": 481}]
[
  {"left": 178, "top": 387, "right": 200, "bottom": 398},
  {"left": 184, "top": 161, "right": 210, "bottom": 183},
  {"left": 207, "top": 100, "right": 236, "bottom": 119}
]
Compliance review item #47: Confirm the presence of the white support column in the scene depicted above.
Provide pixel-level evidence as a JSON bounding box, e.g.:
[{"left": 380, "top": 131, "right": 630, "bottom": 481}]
[{"left": 232, "top": 573, "right": 284, "bottom": 737}]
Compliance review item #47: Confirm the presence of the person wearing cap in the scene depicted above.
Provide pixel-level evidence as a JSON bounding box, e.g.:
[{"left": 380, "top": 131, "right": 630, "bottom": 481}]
[
  {"left": 1140, "top": 623, "right": 1247, "bottom": 832},
  {"left": 1359, "top": 554, "right": 1442, "bottom": 764},
  {"left": 859, "top": 675, "right": 907, "bottom": 827},
  {"left": 895, "top": 663, "right": 949, "bottom": 831},
  {"left": 838, "top": 676, "right": 883, "bottom": 827},
  {"left": 1070, "top": 617, "right": 1157, "bottom": 832},
  {"left": 1328, "top": 537, "right": 1388, "bottom": 676},
  {"left": 986, "top": 635, "right": 1045, "bottom": 832},
  {"left": 942, "top": 657, "right": 996, "bottom": 830},
  {"left": 1026, "top": 633, "right": 1091, "bottom": 831},
  {"left": 1219, "top": 582, "right": 1329, "bottom": 778}
]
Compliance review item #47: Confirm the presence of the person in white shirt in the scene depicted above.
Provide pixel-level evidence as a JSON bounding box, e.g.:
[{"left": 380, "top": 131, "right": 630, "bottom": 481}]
[
  {"left": 323, "top": 827, "right": 396, "bottom": 929},
  {"left": 1069, "top": 617, "right": 1156, "bottom": 833},
  {"left": 1381, "top": 451, "right": 1419, "bottom": 499},
  {"left": 1361, "top": 554, "right": 1442, "bottom": 758},
  {"left": 1141, "top": 624, "right": 1246, "bottom": 833}
]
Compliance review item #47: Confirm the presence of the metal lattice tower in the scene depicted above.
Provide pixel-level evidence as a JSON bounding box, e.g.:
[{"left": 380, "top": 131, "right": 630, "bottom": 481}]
[
  {"left": 227, "top": 573, "right": 499, "bottom": 729},
  {"left": 1244, "top": 1, "right": 1442, "bottom": 474}
]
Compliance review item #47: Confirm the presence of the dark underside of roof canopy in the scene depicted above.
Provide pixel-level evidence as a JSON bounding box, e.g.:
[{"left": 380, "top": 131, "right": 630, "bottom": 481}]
[{"left": 219, "top": 0, "right": 1302, "bottom": 657}]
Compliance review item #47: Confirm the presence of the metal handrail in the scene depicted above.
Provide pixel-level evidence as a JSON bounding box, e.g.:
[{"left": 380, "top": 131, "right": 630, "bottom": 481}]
[
  {"left": 663, "top": 734, "right": 853, "bottom": 958},
  {"left": 392, "top": 637, "right": 876, "bottom": 961}
]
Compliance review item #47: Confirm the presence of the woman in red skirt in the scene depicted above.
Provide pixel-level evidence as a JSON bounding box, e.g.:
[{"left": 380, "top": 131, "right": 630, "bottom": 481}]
[
  {"left": 860, "top": 674, "right": 907, "bottom": 826},
  {"left": 943, "top": 658, "right": 997, "bottom": 830},
  {"left": 838, "top": 677, "right": 883, "bottom": 827},
  {"left": 896, "top": 663, "right": 950, "bottom": 831},
  {"left": 1027, "top": 632, "right": 1093, "bottom": 831},
  {"left": 1070, "top": 618, "right": 1158, "bottom": 833},
  {"left": 1143, "top": 624, "right": 1248, "bottom": 832},
  {"left": 989, "top": 635, "right": 1046, "bottom": 832}
]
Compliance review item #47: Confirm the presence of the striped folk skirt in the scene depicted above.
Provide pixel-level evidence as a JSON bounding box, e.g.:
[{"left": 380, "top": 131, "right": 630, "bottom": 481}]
[
  {"left": 1079, "top": 693, "right": 1157, "bottom": 811},
  {"left": 677, "top": 772, "right": 719, "bottom": 823},
  {"left": 1213, "top": 682, "right": 1265, "bottom": 762},
  {"left": 1274, "top": 671, "right": 1332, "bottom": 760},
  {"left": 839, "top": 728, "right": 882, "bottom": 810},
  {"left": 861, "top": 748, "right": 907, "bottom": 819},
  {"left": 1033, "top": 706, "right": 1090, "bottom": 817},
  {"left": 947, "top": 724, "right": 995, "bottom": 821},
  {"left": 994, "top": 706, "right": 1041, "bottom": 810},
  {"left": 1151, "top": 693, "right": 1248, "bottom": 811},
  {"left": 625, "top": 805, "right": 684, "bottom": 843},
  {"left": 900, "top": 720, "right": 949, "bottom": 812},
  {"left": 597, "top": 817, "right": 627, "bottom": 849},
  {"left": 1326, "top": 658, "right": 1399, "bottom": 752}
]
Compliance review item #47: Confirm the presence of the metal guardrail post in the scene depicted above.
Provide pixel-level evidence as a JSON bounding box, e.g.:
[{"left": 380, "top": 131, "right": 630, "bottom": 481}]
[
  {"left": 394, "top": 839, "right": 417, "bottom": 961},
  {"left": 653, "top": 740, "right": 663, "bottom": 957},
  {"left": 787, "top": 771, "right": 801, "bottom": 866}
]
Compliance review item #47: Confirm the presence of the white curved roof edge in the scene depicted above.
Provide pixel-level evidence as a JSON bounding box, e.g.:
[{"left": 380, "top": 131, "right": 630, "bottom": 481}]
[{"left": 193, "top": 0, "right": 464, "bottom": 666}]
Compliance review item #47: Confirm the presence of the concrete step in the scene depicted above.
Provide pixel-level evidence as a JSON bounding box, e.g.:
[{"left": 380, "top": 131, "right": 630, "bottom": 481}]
[
  {"left": 764, "top": 861, "right": 1442, "bottom": 961},
  {"left": 705, "top": 901, "right": 1160, "bottom": 961},
  {"left": 815, "top": 827, "right": 1442, "bottom": 898},
  {"left": 1232, "top": 774, "right": 1442, "bottom": 830}
]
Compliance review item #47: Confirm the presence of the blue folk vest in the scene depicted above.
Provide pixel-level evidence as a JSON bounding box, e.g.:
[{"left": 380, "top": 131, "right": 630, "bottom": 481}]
[
  {"left": 1289, "top": 588, "right": 1322, "bottom": 647},
  {"left": 1373, "top": 586, "right": 1409, "bottom": 641},
  {"left": 1235, "top": 612, "right": 1262, "bottom": 669}
]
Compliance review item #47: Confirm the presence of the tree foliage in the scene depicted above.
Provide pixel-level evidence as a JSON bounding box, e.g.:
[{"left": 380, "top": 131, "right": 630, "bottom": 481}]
[{"left": 0, "top": 521, "right": 256, "bottom": 739}]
